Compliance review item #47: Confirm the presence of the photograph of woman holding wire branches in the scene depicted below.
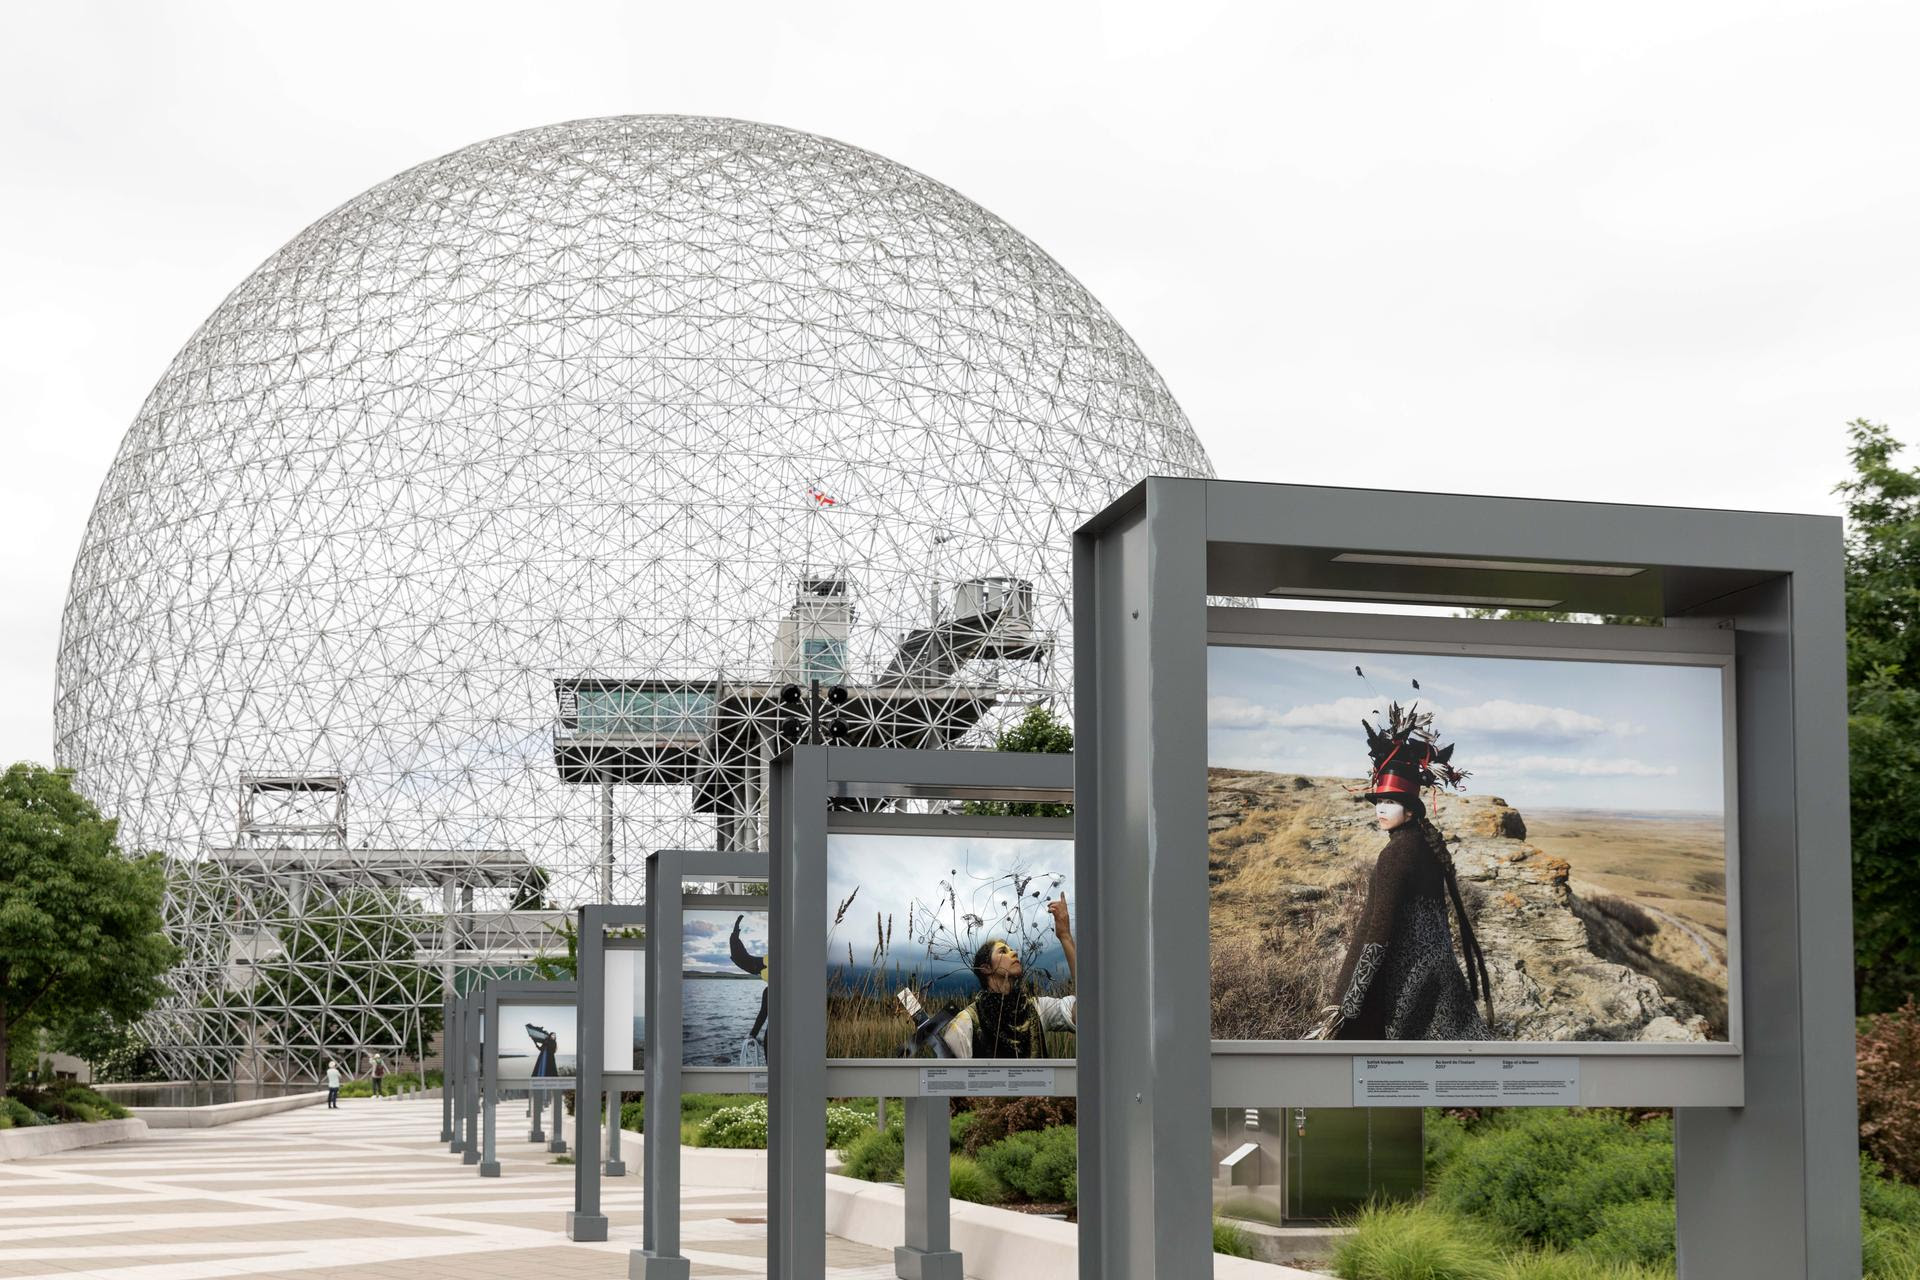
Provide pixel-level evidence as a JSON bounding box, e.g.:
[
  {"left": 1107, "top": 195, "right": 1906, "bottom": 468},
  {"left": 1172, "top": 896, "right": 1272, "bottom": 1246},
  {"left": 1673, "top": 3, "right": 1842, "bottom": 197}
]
[{"left": 823, "top": 833, "right": 1077, "bottom": 1060}]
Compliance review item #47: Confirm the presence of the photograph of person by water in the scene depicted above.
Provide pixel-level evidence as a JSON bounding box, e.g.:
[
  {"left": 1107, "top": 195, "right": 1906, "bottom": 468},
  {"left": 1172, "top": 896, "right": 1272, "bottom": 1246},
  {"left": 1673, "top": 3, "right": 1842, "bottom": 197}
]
[
  {"left": 1208, "top": 643, "right": 1732, "bottom": 1045},
  {"left": 682, "top": 909, "right": 770, "bottom": 1067},
  {"left": 495, "top": 1002, "right": 578, "bottom": 1086},
  {"left": 825, "top": 833, "right": 1077, "bottom": 1060}
]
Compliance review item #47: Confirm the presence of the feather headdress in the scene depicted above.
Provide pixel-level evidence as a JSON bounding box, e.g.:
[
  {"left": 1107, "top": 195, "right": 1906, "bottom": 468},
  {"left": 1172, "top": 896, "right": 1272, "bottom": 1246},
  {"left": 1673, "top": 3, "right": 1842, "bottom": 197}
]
[{"left": 1361, "top": 701, "right": 1469, "bottom": 798}]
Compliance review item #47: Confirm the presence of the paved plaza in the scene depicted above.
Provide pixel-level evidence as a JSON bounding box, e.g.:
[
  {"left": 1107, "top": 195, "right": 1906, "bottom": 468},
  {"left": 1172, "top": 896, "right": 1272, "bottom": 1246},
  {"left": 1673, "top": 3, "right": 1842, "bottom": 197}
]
[{"left": 0, "top": 1099, "right": 905, "bottom": 1279}]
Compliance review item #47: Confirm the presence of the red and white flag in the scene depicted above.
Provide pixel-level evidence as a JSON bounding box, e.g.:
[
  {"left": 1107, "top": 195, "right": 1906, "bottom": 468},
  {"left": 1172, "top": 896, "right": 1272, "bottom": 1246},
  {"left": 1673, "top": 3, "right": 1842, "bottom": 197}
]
[{"left": 808, "top": 485, "right": 838, "bottom": 507}]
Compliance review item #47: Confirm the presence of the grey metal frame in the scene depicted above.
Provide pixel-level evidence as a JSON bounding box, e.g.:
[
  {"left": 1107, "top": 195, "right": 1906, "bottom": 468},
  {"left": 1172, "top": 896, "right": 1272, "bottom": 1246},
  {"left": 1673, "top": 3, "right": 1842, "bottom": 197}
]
[
  {"left": 566, "top": 905, "right": 648, "bottom": 1243},
  {"left": 440, "top": 990, "right": 456, "bottom": 1143},
  {"left": 629, "top": 850, "right": 770, "bottom": 1278},
  {"left": 459, "top": 992, "right": 482, "bottom": 1165},
  {"left": 769, "top": 747, "right": 1075, "bottom": 1280},
  {"left": 479, "top": 980, "right": 578, "bottom": 1178},
  {"left": 1073, "top": 476, "right": 1859, "bottom": 1279}
]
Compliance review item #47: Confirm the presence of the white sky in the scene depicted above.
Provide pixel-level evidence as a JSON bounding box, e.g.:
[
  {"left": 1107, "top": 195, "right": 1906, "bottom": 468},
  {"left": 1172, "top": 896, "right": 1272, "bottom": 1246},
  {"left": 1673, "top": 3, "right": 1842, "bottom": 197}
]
[
  {"left": 4, "top": 1, "right": 1917, "bottom": 769},
  {"left": 1210, "top": 645, "right": 1728, "bottom": 811}
]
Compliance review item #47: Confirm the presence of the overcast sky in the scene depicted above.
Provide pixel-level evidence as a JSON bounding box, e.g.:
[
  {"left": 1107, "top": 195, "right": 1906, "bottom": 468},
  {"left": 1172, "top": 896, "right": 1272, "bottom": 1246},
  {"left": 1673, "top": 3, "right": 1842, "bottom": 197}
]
[
  {"left": 1210, "top": 645, "right": 1727, "bottom": 812},
  {"left": 3, "top": 1, "right": 1917, "bottom": 768}
]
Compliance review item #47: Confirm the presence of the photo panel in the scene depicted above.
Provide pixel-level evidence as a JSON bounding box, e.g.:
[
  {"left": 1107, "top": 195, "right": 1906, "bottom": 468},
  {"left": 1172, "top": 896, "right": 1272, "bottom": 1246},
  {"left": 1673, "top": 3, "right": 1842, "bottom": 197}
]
[
  {"left": 604, "top": 949, "right": 645, "bottom": 1072},
  {"left": 1207, "top": 642, "right": 1732, "bottom": 1046},
  {"left": 496, "top": 1000, "right": 578, "bottom": 1087},
  {"left": 826, "top": 832, "right": 1077, "bottom": 1061},
  {"left": 682, "top": 907, "right": 770, "bottom": 1067}
]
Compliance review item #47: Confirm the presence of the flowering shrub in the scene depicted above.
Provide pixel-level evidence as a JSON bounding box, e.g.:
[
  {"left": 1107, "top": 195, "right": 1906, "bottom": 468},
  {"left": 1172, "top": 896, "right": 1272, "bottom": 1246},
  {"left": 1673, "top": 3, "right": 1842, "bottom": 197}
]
[{"left": 1859, "top": 997, "right": 1920, "bottom": 1185}]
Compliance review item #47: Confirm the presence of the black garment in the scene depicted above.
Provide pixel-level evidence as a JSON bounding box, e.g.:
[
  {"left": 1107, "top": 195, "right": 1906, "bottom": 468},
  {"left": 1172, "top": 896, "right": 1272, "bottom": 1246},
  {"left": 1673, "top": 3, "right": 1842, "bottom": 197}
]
[
  {"left": 326, "top": 1087, "right": 339, "bottom": 1108},
  {"left": 729, "top": 917, "right": 770, "bottom": 1047},
  {"left": 1330, "top": 823, "right": 1489, "bottom": 1040},
  {"left": 967, "top": 989, "right": 1047, "bottom": 1058}
]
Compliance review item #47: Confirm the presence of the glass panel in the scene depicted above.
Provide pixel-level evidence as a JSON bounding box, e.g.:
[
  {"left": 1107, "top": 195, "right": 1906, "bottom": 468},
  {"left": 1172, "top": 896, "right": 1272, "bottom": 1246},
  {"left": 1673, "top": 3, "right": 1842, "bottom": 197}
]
[
  {"left": 803, "top": 638, "right": 847, "bottom": 682},
  {"left": 574, "top": 688, "right": 715, "bottom": 735}
]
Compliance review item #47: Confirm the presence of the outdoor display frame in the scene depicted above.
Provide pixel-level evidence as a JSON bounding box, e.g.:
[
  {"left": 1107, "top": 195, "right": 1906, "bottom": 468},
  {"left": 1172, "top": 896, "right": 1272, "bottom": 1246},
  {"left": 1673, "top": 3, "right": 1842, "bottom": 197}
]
[
  {"left": 627, "top": 849, "right": 769, "bottom": 1276},
  {"left": 1206, "top": 605, "right": 1746, "bottom": 1065},
  {"left": 478, "top": 979, "right": 577, "bottom": 1178},
  {"left": 566, "top": 905, "right": 649, "bottom": 1243},
  {"left": 769, "top": 747, "right": 1075, "bottom": 1280},
  {"left": 1073, "top": 476, "right": 1859, "bottom": 1280}
]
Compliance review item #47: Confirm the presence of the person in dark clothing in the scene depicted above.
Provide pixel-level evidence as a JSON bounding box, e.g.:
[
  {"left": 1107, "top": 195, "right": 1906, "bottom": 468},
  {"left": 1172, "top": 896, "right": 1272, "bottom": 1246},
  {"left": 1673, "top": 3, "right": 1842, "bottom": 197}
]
[
  {"left": 1311, "top": 703, "right": 1493, "bottom": 1041},
  {"left": 730, "top": 915, "right": 770, "bottom": 1063},
  {"left": 527, "top": 1024, "right": 560, "bottom": 1077}
]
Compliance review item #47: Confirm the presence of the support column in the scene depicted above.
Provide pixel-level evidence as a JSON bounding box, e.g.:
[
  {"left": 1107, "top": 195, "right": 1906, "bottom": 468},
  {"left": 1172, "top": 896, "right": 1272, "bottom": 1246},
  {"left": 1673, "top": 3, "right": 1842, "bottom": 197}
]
[
  {"left": 600, "top": 778, "right": 615, "bottom": 903},
  {"left": 604, "top": 1094, "right": 624, "bottom": 1176},
  {"left": 636, "top": 853, "right": 690, "bottom": 1280},
  {"left": 529, "top": 1089, "right": 545, "bottom": 1142},
  {"left": 570, "top": 906, "right": 607, "bottom": 1242},
  {"left": 478, "top": 1001, "right": 500, "bottom": 1177},
  {"left": 548, "top": 1092, "right": 567, "bottom": 1154},
  {"left": 895, "top": 1095, "right": 962, "bottom": 1280}
]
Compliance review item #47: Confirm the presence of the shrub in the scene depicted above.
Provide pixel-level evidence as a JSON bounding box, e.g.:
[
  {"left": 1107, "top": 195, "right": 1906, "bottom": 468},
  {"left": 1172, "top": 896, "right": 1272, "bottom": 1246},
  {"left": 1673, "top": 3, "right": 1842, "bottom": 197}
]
[
  {"left": 1863, "top": 1218, "right": 1920, "bottom": 1280},
  {"left": 3, "top": 1097, "right": 42, "bottom": 1127},
  {"left": 1589, "top": 896, "right": 1658, "bottom": 938},
  {"left": 1432, "top": 1110, "right": 1672, "bottom": 1250},
  {"left": 1576, "top": 1198, "right": 1675, "bottom": 1267},
  {"left": 1498, "top": 1251, "right": 1675, "bottom": 1279},
  {"left": 825, "top": 1104, "right": 872, "bottom": 1148},
  {"left": 841, "top": 1125, "right": 905, "bottom": 1182},
  {"left": 976, "top": 1124, "right": 1076, "bottom": 1203},
  {"left": 620, "top": 1100, "right": 645, "bottom": 1132},
  {"left": 1332, "top": 1202, "right": 1501, "bottom": 1280},
  {"left": 948, "top": 1154, "right": 1004, "bottom": 1205},
  {"left": 1864, "top": 1153, "right": 1920, "bottom": 1231},
  {"left": 1427, "top": 1109, "right": 1472, "bottom": 1179},
  {"left": 1859, "top": 998, "right": 1920, "bottom": 1185},
  {"left": 1213, "top": 1217, "right": 1259, "bottom": 1259},
  {"left": 696, "top": 1100, "right": 769, "bottom": 1149},
  {"left": 950, "top": 1109, "right": 977, "bottom": 1151},
  {"left": 959, "top": 1096, "right": 1075, "bottom": 1154}
]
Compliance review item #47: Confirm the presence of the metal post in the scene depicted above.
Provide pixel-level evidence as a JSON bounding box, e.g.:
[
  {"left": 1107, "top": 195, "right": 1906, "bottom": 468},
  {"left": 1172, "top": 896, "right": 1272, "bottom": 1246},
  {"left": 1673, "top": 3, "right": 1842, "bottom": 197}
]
[
  {"left": 569, "top": 905, "right": 608, "bottom": 1241},
  {"left": 479, "top": 994, "right": 500, "bottom": 1177},
  {"left": 461, "top": 997, "right": 480, "bottom": 1165},
  {"left": 548, "top": 1091, "right": 567, "bottom": 1153},
  {"left": 896, "top": 1095, "right": 962, "bottom": 1279},
  {"left": 637, "top": 852, "right": 690, "bottom": 1279},
  {"left": 604, "top": 1092, "right": 624, "bottom": 1176},
  {"left": 530, "top": 1087, "right": 545, "bottom": 1142},
  {"left": 600, "top": 777, "right": 614, "bottom": 903},
  {"left": 440, "top": 992, "right": 455, "bottom": 1145},
  {"left": 1073, "top": 478, "right": 1212, "bottom": 1280},
  {"left": 769, "top": 746, "right": 830, "bottom": 1280}
]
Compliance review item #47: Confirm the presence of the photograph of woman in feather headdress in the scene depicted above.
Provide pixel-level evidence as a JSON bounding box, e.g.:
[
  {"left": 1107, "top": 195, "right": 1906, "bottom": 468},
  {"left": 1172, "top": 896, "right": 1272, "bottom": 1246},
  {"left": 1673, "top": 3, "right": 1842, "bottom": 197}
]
[{"left": 1306, "top": 702, "right": 1494, "bottom": 1041}]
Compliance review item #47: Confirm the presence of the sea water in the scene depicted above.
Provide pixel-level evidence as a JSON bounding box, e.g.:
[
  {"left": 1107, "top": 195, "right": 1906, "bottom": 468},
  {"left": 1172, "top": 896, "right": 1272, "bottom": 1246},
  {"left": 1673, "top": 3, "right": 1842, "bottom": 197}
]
[{"left": 682, "top": 977, "right": 766, "bottom": 1065}]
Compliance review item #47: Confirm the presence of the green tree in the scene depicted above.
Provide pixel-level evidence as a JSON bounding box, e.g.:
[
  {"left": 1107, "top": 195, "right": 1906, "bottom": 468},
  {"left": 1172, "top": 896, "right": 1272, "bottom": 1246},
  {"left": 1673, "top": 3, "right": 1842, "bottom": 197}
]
[
  {"left": 0, "top": 763, "right": 177, "bottom": 1097},
  {"left": 1837, "top": 420, "right": 1920, "bottom": 1012},
  {"left": 964, "top": 703, "right": 1073, "bottom": 818}
]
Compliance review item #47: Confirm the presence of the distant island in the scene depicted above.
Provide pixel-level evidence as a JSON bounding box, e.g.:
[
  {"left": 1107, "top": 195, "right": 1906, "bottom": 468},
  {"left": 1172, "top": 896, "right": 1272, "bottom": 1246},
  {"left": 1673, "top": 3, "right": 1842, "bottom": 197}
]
[{"left": 684, "top": 969, "right": 759, "bottom": 980}]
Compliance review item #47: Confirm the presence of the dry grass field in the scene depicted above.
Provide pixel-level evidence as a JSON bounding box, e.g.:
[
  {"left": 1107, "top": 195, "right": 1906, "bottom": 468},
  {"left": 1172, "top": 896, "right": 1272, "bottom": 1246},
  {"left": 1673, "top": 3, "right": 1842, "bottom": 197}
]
[{"left": 1525, "top": 807, "right": 1730, "bottom": 1002}]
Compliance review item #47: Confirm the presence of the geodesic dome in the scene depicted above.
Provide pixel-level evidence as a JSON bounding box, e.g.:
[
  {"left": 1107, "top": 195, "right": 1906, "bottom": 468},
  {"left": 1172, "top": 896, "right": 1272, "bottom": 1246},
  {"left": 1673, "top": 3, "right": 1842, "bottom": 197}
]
[{"left": 52, "top": 115, "right": 1211, "bottom": 1080}]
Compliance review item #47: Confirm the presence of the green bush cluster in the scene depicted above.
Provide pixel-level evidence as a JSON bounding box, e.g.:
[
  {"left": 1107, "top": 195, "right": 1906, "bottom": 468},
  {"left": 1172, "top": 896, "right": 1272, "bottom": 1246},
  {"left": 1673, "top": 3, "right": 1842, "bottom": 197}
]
[
  {"left": 335, "top": 1070, "right": 439, "bottom": 1099},
  {"left": 975, "top": 1123, "right": 1076, "bottom": 1203},
  {"left": 1430, "top": 1110, "right": 1674, "bottom": 1252},
  {"left": 947, "top": 1154, "right": 1005, "bottom": 1205},
  {"left": 0, "top": 1084, "right": 130, "bottom": 1126},
  {"left": 841, "top": 1123, "right": 905, "bottom": 1182},
  {"left": 696, "top": 1099, "right": 769, "bottom": 1148},
  {"left": 1328, "top": 1108, "right": 1920, "bottom": 1279}
]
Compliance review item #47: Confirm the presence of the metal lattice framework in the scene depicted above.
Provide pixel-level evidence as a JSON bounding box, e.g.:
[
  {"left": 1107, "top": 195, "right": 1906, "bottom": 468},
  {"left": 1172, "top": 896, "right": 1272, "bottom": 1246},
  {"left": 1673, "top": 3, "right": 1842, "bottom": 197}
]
[{"left": 52, "top": 115, "right": 1212, "bottom": 1082}]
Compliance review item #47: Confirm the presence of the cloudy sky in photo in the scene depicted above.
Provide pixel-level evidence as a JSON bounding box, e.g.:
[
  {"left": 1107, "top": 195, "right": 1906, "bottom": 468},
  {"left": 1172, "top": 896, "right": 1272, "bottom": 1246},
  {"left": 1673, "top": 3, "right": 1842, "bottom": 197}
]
[
  {"left": 826, "top": 833, "right": 1073, "bottom": 987},
  {"left": 1209, "top": 645, "right": 1726, "bottom": 812},
  {"left": 683, "top": 909, "right": 769, "bottom": 975},
  {"left": 4, "top": 2, "right": 1917, "bottom": 767},
  {"left": 493, "top": 1001, "right": 577, "bottom": 1075}
]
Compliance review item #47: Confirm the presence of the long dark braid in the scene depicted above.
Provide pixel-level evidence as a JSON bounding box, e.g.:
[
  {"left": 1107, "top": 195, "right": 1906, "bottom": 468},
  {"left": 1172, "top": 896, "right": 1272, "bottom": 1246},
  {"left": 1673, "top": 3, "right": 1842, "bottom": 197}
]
[{"left": 1419, "top": 815, "right": 1495, "bottom": 1029}]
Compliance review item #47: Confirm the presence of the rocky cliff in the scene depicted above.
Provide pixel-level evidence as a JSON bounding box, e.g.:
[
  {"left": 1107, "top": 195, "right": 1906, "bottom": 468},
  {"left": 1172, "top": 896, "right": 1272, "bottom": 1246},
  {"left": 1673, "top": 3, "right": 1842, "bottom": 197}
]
[{"left": 1208, "top": 768, "right": 1711, "bottom": 1043}]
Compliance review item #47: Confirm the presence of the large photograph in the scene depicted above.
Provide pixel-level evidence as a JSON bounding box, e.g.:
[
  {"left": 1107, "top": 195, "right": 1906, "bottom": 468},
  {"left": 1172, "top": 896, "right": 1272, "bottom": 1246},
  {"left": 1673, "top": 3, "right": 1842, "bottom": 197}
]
[
  {"left": 826, "top": 833, "right": 1076, "bottom": 1060},
  {"left": 682, "top": 908, "right": 770, "bottom": 1067},
  {"left": 1208, "top": 645, "right": 1730, "bottom": 1044},
  {"left": 495, "top": 1001, "right": 578, "bottom": 1086},
  {"left": 605, "top": 949, "right": 645, "bottom": 1072}
]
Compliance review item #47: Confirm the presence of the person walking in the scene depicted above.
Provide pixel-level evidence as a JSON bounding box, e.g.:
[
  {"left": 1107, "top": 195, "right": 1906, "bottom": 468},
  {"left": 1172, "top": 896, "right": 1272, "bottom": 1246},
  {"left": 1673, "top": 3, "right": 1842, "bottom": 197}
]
[
  {"left": 325, "top": 1059, "right": 341, "bottom": 1109},
  {"left": 370, "top": 1053, "right": 386, "bottom": 1097}
]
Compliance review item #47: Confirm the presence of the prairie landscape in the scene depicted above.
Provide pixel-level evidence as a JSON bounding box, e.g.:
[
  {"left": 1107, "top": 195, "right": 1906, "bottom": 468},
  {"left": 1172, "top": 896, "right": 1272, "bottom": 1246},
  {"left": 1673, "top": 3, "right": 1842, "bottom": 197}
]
[{"left": 1207, "top": 769, "right": 1729, "bottom": 1042}]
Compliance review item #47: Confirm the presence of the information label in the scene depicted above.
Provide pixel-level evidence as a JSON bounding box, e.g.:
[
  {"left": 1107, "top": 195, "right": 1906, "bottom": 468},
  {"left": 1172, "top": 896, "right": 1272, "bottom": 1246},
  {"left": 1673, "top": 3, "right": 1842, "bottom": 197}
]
[
  {"left": 919, "top": 1066, "right": 1055, "bottom": 1097},
  {"left": 749, "top": 1072, "right": 769, "bottom": 1095},
  {"left": 1352, "top": 1056, "right": 1580, "bottom": 1107}
]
